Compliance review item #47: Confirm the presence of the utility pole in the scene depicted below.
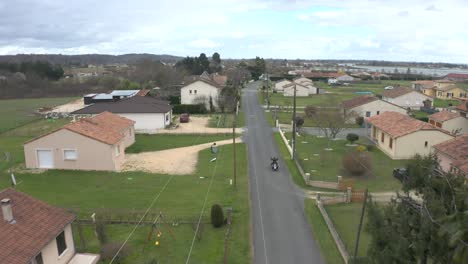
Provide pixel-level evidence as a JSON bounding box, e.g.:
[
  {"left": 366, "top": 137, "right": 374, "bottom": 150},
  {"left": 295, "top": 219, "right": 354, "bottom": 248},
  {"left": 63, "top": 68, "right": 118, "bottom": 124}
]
[
  {"left": 232, "top": 100, "right": 237, "bottom": 188},
  {"left": 265, "top": 73, "right": 270, "bottom": 110},
  {"left": 291, "top": 84, "right": 297, "bottom": 160},
  {"left": 353, "top": 188, "right": 369, "bottom": 261}
]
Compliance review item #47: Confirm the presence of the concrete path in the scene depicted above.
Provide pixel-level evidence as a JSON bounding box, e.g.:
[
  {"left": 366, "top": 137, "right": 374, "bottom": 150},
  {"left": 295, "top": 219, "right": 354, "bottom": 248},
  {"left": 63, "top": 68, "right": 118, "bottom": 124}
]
[{"left": 244, "top": 81, "right": 325, "bottom": 264}]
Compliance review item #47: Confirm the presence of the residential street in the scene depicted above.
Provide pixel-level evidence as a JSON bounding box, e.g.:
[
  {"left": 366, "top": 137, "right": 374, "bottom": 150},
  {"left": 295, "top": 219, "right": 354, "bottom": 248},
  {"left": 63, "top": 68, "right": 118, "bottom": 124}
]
[{"left": 243, "top": 81, "right": 325, "bottom": 264}]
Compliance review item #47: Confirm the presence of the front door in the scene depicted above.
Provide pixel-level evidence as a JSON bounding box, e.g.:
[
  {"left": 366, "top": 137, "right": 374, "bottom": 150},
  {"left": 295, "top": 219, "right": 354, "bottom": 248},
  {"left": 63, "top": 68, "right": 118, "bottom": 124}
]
[{"left": 37, "top": 150, "right": 54, "bottom": 168}]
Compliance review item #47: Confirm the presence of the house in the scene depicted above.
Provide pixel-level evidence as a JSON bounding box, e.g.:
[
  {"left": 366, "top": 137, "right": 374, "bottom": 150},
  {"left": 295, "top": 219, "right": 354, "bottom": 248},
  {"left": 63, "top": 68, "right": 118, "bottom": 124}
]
[
  {"left": 411, "top": 80, "right": 435, "bottom": 91},
  {"left": 421, "top": 80, "right": 455, "bottom": 97},
  {"left": 428, "top": 111, "right": 468, "bottom": 135},
  {"left": 293, "top": 76, "right": 319, "bottom": 94},
  {"left": 24, "top": 112, "right": 135, "bottom": 171},
  {"left": 336, "top": 74, "right": 354, "bottom": 82},
  {"left": 283, "top": 83, "right": 310, "bottom": 97},
  {"left": 180, "top": 77, "right": 221, "bottom": 110},
  {"left": 72, "top": 96, "right": 172, "bottom": 131},
  {"left": 366, "top": 112, "right": 454, "bottom": 159},
  {"left": 444, "top": 73, "right": 468, "bottom": 81},
  {"left": 433, "top": 85, "right": 467, "bottom": 100},
  {"left": 432, "top": 134, "right": 468, "bottom": 178},
  {"left": 455, "top": 101, "right": 468, "bottom": 117},
  {"left": 341, "top": 96, "right": 407, "bottom": 123},
  {"left": 274, "top": 79, "right": 292, "bottom": 92},
  {"left": 381, "top": 87, "right": 433, "bottom": 109},
  {"left": 83, "top": 90, "right": 141, "bottom": 105},
  {"left": 0, "top": 188, "right": 99, "bottom": 264}
]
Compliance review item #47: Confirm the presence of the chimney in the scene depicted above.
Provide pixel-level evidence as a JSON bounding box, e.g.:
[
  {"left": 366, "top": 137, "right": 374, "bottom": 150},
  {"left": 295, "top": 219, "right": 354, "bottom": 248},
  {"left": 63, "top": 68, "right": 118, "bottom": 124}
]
[{"left": 1, "top": 198, "right": 15, "bottom": 224}]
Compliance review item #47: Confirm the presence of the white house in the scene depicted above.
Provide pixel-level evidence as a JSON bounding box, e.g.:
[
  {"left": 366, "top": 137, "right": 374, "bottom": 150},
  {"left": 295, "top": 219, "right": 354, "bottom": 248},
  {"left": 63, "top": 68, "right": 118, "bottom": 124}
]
[
  {"left": 72, "top": 96, "right": 173, "bottom": 132},
  {"left": 381, "top": 87, "right": 433, "bottom": 110},
  {"left": 429, "top": 111, "right": 468, "bottom": 135},
  {"left": 0, "top": 188, "right": 100, "bottom": 264},
  {"left": 274, "top": 79, "right": 292, "bottom": 92},
  {"left": 293, "top": 76, "right": 313, "bottom": 86},
  {"left": 283, "top": 83, "right": 310, "bottom": 97},
  {"left": 341, "top": 96, "right": 407, "bottom": 123},
  {"left": 366, "top": 112, "right": 454, "bottom": 159},
  {"left": 180, "top": 78, "right": 221, "bottom": 110}
]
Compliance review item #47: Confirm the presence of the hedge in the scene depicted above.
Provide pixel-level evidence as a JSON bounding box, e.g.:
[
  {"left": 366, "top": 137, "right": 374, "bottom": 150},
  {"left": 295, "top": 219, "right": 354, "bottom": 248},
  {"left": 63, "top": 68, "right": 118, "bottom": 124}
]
[{"left": 172, "top": 104, "right": 207, "bottom": 114}]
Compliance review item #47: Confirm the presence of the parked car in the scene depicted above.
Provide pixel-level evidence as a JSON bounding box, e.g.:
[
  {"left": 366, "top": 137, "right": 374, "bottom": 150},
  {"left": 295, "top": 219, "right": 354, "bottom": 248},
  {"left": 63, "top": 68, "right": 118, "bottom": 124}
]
[
  {"left": 384, "top": 86, "right": 394, "bottom": 90},
  {"left": 393, "top": 167, "right": 408, "bottom": 182},
  {"left": 180, "top": 113, "right": 190, "bottom": 123}
]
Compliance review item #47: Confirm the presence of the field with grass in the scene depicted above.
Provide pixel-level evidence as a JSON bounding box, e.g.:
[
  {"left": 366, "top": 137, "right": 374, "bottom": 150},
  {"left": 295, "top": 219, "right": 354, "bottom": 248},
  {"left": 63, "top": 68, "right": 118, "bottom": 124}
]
[
  {"left": 284, "top": 133, "right": 405, "bottom": 191},
  {"left": 208, "top": 112, "right": 245, "bottom": 128},
  {"left": 304, "top": 199, "right": 343, "bottom": 264},
  {"left": 326, "top": 203, "right": 371, "bottom": 259},
  {"left": 433, "top": 98, "right": 460, "bottom": 108},
  {"left": 0, "top": 97, "right": 75, "bottom": 133},
  {"left": 0, "top": 144, "right": 250, "bottom": 264},
  {"left": 126, "top": 134, "right": 234, "bottom": 153}
]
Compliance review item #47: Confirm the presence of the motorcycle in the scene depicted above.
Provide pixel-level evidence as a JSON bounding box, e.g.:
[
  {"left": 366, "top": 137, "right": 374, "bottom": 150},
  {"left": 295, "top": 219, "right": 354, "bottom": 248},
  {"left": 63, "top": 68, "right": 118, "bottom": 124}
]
[{"left": 271, "top": 157, "right": 279, "bottom": 171}]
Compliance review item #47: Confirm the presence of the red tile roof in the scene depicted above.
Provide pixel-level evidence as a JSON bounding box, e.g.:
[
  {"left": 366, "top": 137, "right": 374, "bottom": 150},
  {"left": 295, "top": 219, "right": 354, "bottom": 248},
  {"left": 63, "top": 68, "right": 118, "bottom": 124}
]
[
  {"left": 341, "top": 96, "right": 378, "bottom": 109},
  {"left": 457, "top": 101, "right": 468, "bottom": 112},
  {"left": 302, "top": 72, "right": 344, "bottom": 78},
  {"left": 0, "top": 188, "right": 75, "bottom": 264},
  {"left": 412, "top": 80, "right": 435, "bottom": 85},
  {"left": 433, "top": 134, "right": 468, "bottom": 174},
  {"left": 429, "top": 111, "right": 460, "bottom": 123},
  {"left": 381, "top": 87, "right": 414, "bottom": 98},
  {"left": 136, "top": 89, "right": 150, "bottom": 96},
  {"left": 366, "top": 111, "right": 449, "bottom": 138},
  {"left": 445, "top": 73, "right": 468, "bottom": 80},
  {"left": 25, "top": 112, "right": 134, "bottom": 146}
]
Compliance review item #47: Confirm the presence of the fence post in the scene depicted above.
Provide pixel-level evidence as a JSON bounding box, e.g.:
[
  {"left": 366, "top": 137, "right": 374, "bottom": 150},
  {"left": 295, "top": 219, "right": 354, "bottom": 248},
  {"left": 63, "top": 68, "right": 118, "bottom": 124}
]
[
  {"left": 337, "top": 176, "right": 342, "bottom": 189},
  {"left": 346, "top": 187, "right": 352, "bottom": 203}
]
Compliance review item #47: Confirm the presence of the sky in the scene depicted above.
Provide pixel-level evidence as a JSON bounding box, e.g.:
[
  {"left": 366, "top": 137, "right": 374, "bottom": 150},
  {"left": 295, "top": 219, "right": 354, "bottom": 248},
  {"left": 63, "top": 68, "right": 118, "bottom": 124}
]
[{"left": 1, "top": 0, "right": 468, "bottom": 63}]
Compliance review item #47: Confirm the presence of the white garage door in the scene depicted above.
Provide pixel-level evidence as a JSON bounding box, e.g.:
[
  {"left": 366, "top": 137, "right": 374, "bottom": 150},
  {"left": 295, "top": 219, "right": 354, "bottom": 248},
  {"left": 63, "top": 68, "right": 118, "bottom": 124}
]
[{"left": 37, "top": 150, "right": 54, "bottom": 168}]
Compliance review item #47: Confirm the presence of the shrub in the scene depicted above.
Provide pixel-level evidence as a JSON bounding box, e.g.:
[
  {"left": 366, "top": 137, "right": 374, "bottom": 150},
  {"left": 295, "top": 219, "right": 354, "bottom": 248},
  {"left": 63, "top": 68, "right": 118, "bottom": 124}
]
[
  {"left": 294, "top": 116, "right": 304, "bottom": 129},
  {"left": 416, "top": 116, "right": 429, "bottom": 122},
  {"left": 100, "top": 242, "right": 131, "bottom": 263},
  {"left": 173, "top": 104, "right": 207, "bottom": 114},
  {"left": 346, "top": 133, "right": 359, "bottom": 144},
  {"left": 356, "top": 145, "right": 367, "bottom": 152},
  {"left": 342, "top": 152, "right": 372, "bottom": 176},
  {"left": 210, "top": 204, "right": 224, "bottom": 228},
  {"left": 95, "top": 219, "right": 108, "bottom": 245},
  {"left": 355, "top": 116, "right": 364, "bottom": 126}
]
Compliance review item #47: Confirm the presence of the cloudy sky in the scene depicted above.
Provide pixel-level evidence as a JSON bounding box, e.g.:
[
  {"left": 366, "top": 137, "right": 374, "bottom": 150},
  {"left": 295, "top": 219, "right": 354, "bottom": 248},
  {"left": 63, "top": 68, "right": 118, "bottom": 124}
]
[{"left": 1, "top": 0, "right": 468, "bottom": 63}]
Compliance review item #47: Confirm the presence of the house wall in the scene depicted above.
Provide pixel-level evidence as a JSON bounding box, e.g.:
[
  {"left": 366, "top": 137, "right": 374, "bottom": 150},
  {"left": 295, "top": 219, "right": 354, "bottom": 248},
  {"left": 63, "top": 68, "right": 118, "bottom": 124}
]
[
  {"left": 274, "top": 80, "right": 291, "bottom": 91},
  {"left": 283, "top": 86, "right": 309, "bottom": 97},
  {"left": 382, "top": 91, "right": 432, "bottom": 109},
  {"left": 294, "top": 77, "right": 313, "bottom": 85},
  {"left": 39, "top": 224, "right": 75, "bottom": 264},
  {"left": 370, "top": 126, "right": 396, "bottom": 158},
  {"left": 435, "top": 87, "right": 467, "bottom": 100},
  {"left": 422, "top": 88, "right": 436, "bottom": 97},
  {"left": 345, "top": 100, "right": 407, "bottom": 123},
  {"left": 118, "top": 112, "right": 170, "bottom": 131},
  {"left": 307, "top": 85, "right": 318, "bottom": 95},
  {"left": 441, "top": 116, "right": 468, "bottom": 134},
  {"left": 337, "top": 75, "right": 354, "bottom": 82},
  {"left": 434, "top": 150, "right": 454, "bottom": 174},
  {"left": 24, "top": 129, "right": 120, "bottom": 171},
  {"left": 180, "top": 81, "right": 219, "bottom": 110}
]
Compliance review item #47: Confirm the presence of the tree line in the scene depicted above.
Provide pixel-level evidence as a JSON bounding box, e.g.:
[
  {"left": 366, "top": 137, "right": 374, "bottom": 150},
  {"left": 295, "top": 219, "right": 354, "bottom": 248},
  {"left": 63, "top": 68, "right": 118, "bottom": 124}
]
[{"left": 0, "top": 61, "right": 64, "bottom": 80}]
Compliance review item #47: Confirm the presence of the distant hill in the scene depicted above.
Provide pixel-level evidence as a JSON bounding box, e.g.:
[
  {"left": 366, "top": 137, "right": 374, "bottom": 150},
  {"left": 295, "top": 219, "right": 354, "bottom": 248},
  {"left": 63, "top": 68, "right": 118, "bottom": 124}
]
[{"left": 0, "top": 53, "right": 183, "bottom": 66}]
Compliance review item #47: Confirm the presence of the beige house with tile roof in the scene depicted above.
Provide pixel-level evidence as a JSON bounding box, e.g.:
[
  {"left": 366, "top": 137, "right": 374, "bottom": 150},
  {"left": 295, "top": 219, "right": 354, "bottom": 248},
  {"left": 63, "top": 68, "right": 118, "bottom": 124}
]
[
  {"left": 274, "top": 79, "right": 292, "bottom": 92},
  {"left": 24, "top": 112, "right": 135, "bottom": 171},
  {"left": 341, "top": 96, "right": 407, "bottom": 123},
  {"left": 429, "top": 111, "right": 468, "bottom": 135},
  {"left": 366, "top": 112, "right": 454, "bottom": 159},
  {"left": 283, "top": 83, "right": 310, "bottom": 97},
  {"left": 381, "top": 87, "right": 433, "bottom": 109},
  {"left": 432, "top": 134, "right": 468, "bottom": 178}
]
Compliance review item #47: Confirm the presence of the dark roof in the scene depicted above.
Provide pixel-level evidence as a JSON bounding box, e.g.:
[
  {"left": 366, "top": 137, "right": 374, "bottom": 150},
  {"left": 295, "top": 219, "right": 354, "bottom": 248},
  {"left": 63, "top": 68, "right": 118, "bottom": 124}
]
[
  {"left": 381, "top": 87, "right": 415, "bottom": 98},
  {"left": 0, "top": 188, "right": 75, "bottom": 264},
  {"left": 72, "top": 96, "right": 172, "bottom": 115},
  {"left": 342, "top": 96, "right": 378, "bottom": 109}
]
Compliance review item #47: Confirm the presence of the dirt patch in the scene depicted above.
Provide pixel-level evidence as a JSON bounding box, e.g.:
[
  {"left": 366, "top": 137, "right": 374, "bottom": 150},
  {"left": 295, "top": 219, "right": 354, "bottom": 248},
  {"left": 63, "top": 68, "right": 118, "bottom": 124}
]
[
  {"left": 156, "top": 116, "right": 241, "bottom": 134},
  {"left": 49, "top": 98, "right": 85, "bottom": 113},
  {"left": 122, "top": 137, "right": 242, "bottom": 174}
]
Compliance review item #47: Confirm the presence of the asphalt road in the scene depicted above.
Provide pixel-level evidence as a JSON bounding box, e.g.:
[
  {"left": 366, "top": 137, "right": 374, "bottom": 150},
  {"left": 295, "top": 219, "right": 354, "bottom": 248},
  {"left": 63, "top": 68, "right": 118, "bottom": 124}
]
[{"left": 243, "top": 81, "right": 325, "bottom": 264}]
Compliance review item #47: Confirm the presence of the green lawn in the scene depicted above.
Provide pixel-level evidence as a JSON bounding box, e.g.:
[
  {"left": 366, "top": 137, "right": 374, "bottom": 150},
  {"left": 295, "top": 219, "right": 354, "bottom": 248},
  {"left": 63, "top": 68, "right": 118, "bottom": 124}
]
[
  {"left": 207, "top": 112, "right": 245, "bottom": 128},
  {"left": 268, "top": 93, "right": 356, "bottom": 107},
  {"left": 126, "top": 134, "right": 234, "bottom": 153},
  {"left": 284, "top": 133, "right": 405, "bottom": 191},
  {"left": 0, "top": 97, "right": 76, "bottom": 133},
  {"left": 326, "top": 203, "right": 371, "bottom": 259},
  {"left": 304, "top": 199, "right": 343, "bottom": 264},
  {"left": 1, "top": 144, "right": 251, "bottom": 264},
  {"left": 410, "top": 110, "right": 429, "bottom": 120},
  {"left": 433, "top": 98, "right": 460, "bottom": 108}
]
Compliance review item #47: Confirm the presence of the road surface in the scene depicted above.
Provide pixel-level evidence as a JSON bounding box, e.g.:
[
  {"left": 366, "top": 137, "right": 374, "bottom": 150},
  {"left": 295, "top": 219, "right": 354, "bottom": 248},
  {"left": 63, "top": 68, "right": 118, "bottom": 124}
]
[{"left": 243, "top": 81, "right": 325, "bottom": 264}]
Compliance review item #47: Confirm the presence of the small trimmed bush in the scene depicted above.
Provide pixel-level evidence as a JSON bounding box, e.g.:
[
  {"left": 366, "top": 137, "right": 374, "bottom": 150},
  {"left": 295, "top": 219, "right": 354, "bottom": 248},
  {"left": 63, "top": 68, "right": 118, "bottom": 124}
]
[
  {"left": 346, "top": 133, "right": 359, "bottom": 144},
  {"left": 342, "top": 152, "right": 372, "bottom": 176},
  {"left": 355, "top": 116, "right": 364, "bottom": 126},
  {"left": 210, "top": 204, "right": 224, "bottom": 228},
  {"left": 356, "top": 145, "right": 367, "bottom": 152}
]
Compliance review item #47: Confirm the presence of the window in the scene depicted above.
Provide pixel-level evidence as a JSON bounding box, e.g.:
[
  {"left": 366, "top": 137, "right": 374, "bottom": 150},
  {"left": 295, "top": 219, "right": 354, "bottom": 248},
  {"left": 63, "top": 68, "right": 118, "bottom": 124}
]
[
  {"left": 424, "top": 141, "right": 428, "bottom": 147},
  {"left": 381, "top": 132, "right": 385, "bottom": 143},
  {"left": 31, "top": 253, "right": 43, "bottom": 264},
  {"left": 194, "top": 90, "right": 197, "bottom": 94},
  {"left": 189, "top": 90, "right": 192, "bottom": 94},
  {"left": 56, "top": 231, "right": 67, "bottom": 256},
  {"left": 376, "top": 111, "right": 380, "bottom": 115},
  {"left": 63, "top": 149, "right": 77, "bottom": 160},
  {"left": 365, "top": 111, "right": 371, "bottom": 117},
  {"left": 165, "top": 114, "right": 169, "bottom": 122},
  {"left": 389, "top": 138, "right": 393, "bottom": 149},
  {"left": 115, "top": 145, "right": 120, "bottom": 156}
]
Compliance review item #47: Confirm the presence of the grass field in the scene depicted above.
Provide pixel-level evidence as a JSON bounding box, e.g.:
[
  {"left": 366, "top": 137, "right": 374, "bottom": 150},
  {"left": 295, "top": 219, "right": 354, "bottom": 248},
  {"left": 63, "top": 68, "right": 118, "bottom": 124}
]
[
  {"left": 304, "top": 199, "right": 343, "bottom": 264},
  {"left": 433, "top": 98, "right": 460, "bottom": 108},
  {"left": 208, "top": 112, "right": 245, "bottom": 128},
  {"left": 285, "top": 133, "right": 405, "bottom": 191},
  {"left": 0, "top": 144, "right": 250, "bottom": 264},
  {"left": 126, "top": 134, "right": 234, "bottom": 153},
  {"left": 0, "top": 97, "right": 75, "bottom": 133},
  {"left": 326, "top": 203, "right": 371, "bottom": 259}
]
